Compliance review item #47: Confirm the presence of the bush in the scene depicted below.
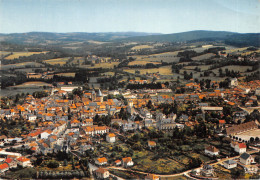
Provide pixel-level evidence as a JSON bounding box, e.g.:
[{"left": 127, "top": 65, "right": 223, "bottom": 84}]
[{"left": 47, "top": 160, "right": 59, "bottom": 168}]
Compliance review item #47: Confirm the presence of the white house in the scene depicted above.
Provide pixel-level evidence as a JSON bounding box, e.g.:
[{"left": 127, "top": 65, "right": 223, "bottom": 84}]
[
  {"left": 230, "top": 78, "right": 238, "bottom": 87},
  {"left": 122, "top": 157, "right": 134, "bottom": 167},
  {"left": 95, "top": 157, "right": 108, "bottom": 166},
  {"left": 17, "top": 157, "right": 31, "bottom": 168},
  {"left": 223, "top": 160, "right": 237, "bottom": 169},
  {"left": 95, "top": 168, "right": 110, "bottom": 179},
  {"left": 106, "top": 133, "right": 116, "bottom": 143},
  {"left": 240, "top": 153, "right": 255, "bottom": 165},
  {"left": 27, "top": 114, "right": 37, "bottom": 122},
  {"left": 40, "top": 130, "right": 52, "bottom": 139},
  {"left": 234, "top": 143, "right": 247, "bottom": 154},
  {"left": 205, "top": 145, "right": 219, "bottom": 156}
]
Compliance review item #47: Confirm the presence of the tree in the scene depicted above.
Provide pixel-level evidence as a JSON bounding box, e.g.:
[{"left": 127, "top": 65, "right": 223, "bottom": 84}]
[{"left": 47, "top": 160, "right": 59, "bottom": 168}]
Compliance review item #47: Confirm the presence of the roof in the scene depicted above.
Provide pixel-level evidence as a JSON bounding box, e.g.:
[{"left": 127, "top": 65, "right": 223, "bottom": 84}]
[
  {"left": 240, "top": 153, "right": 251, "bottom": 160},
  {"left": 145, "top": 174, "right": 159, "bottom": 180},
  {"left": 115, "top": 160, "right": 121, "bottom": 164},
  {"left": 224, "top": 160, "right": 237, "bottom": 165},
  {"left": 107, "top": 133, "right": 115, "bottom": 138},
  {"left": 238, "top": 143, "right": 247, "bottom": 149},
  {"left": 97, "top": 157, "right": 107, "bottom": 163},
  {"left": 122, "top": 157, "right": 132, "bottom": 163},
  {"left": 219, "top": 120, "right": 226, "bottom": 124},
  {"left": 0, "top": 163, "right": 9, "bottom": 170},
  {"left": 148, "top": 141, "right": 156, "bottom": 146},
  {"left": 5, "top": 158, "right": 12, "bottom": 163},
  {"left": 95, "top": 168, "right": 108, "bottom": 174},
  {"left": 205, "top": 145, "right": 219, "bottom": 153},
  {"left": 17, "top": 156, "right": 30, "bottom": 162}
]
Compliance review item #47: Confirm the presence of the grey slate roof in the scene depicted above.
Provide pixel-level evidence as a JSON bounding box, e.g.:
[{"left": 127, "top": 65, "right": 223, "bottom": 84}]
[{"left": 240, "top": 152, "right": 250, "bottom": 160}]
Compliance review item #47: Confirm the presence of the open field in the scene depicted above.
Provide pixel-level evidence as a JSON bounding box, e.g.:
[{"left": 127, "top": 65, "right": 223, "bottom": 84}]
[
  {"left": 82, "top": 62, "right": 120, "bottom": 69},
  {"left": 211, "top": 65, "right": 252, "bottom": 76},
  {"left": 0, "top": 87, "right": 50, "bottom": 97},
  {"left": 0, "top": 51, "right": 11, "bottom": 57},
  {"left": 129, "top": 51, "right": 181, "bottom": 63},
  {"left": 56, "top": 72, "right": 76, "bottom": 77},
  {"left": 192, "top": 53, "right": 215, "bottom": 61},
  {"left": 11, "top": 81, "right": 52, "bottom": 88},
  {"left": 1, "top": 62, "right": 44, "bottom": 70},
  {"left": 128, "top": 60, "right": 161, "bottom": 66},
  {"left": 43, "top": 57, "right": 70, "bottom": 65},
  {"left": 4, "top": 51, "right": 48, "bottom": 60},
  {"left": 131, "top": 45, "right": 153, "bottom": 50},
  {"left": 223, "top": 47, "right": 248, "bottom": 54},
  {"left": 124, "top": 65, "right": 173, "bottom": 75}
]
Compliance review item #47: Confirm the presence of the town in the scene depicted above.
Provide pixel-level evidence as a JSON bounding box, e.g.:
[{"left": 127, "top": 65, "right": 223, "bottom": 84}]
[
  {"left": 1, "top": 0, "right": 260, "bottom": 179},
  {"left": 0, "top": 72, "right": 260, "bottom": 179}
]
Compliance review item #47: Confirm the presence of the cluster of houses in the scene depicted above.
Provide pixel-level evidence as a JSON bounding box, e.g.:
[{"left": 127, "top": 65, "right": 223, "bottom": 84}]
[{"left": 0, "top": 76, "right": 259, "bottom": 178}]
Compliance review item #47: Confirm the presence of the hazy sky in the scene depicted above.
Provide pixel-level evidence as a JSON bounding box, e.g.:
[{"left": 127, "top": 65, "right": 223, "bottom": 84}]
[{"left": 0, "top": 0, "right": 259, "bottom": 34}]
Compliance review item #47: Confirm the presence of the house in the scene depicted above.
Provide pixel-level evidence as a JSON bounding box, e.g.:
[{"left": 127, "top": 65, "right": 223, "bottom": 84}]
[
  {"left": 0, "top": 163, "right": 9, "bottom": 173},
  {"left": 95, "top": 157, "right": 108, "bottom": 166},
  {"left": 17, "top": 156, "right": 31, "bottom": 167},
  {"left": 71, "top": 119, "right": 80, "bottom": 128},
  {"left": 234, "top": 143, "right": 247, "bottom": 154},
  {"left": 106, "top": 133, "right": 116, "bottom": 143},
  {"left": 114, "top": 160, "right": 121, "bottom": 166},
  {"left": 5, "top": 158, "right": 17, "bottom": 169},
  {"left": 95, "top": 168, "right": 109, "bottom": 179},
  {"left": 122, "top": 157, "right": 134, "bottom": 168},
  {"left": 148, "top": 141, "right": 157, "bottom": 149},
  {"left": 223, "top": 160, "right": 237, "bottom": 169},
  {"left": 230, "top": 78, "right": 238, "bottom": 87},
  {"left": 201, "top": 164, "right": 214, "bottom": 177},
  {"left": 205, "top": 145, "right": 219, "bottom": 156},
  {"left": 145, "top": 174, "right": 160, "bottom": 180},
  {"left": 240, "top": 153, "right": 255, "bottom": 165}
]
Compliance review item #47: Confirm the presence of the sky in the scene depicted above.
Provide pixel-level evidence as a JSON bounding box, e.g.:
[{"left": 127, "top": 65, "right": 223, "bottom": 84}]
[{"left": 0, "top": 0, "right": 259, "bottom": 34}]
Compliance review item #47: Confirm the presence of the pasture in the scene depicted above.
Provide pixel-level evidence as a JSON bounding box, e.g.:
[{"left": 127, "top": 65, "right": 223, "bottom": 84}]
[
  {"left": 4, "top": 51, "right": 48, "bottom": 60},
  {"left": 56, "top": 73, "right": 76, "bottom": 77},
  {"left": 131, "top": 45, "right": 153, "bottom": 50},
  {"left": 12, "top": 81, "right": 52, "bottom": 88},
  {"left": 43, "top": 57, "right": 70, "bottom": 65},
  {"left": 124, "top": 65, "right": 173, "bottom": 75},
  {"left": 83, "top": 62, "right": 120, "bottom": 69},
  {"left": 128, "top": 51, "right": 181, "bottom": 63},
  {"left": 128, "top": 60, "right": 161, "bottom": 66},
  {"left": 192, "top": 53, "right": 215, "bottom": 61},
  {"left": 1, "top": 62, "right": 44, "bottom": 70}
]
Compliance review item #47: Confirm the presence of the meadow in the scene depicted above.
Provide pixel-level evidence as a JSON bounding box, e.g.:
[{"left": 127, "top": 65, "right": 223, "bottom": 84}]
[
  {"left": 56, "top": 72, "right": 76, "bottom": 77},
  {"left": 124, "top": 65, "right": 173, "bottom": 75},
  {"left": 4, "top": 51, "right": 48, "bottom": 60},
  {"left": 43, "top": 57, "right": 70, "bottom": 65},
  {"left": 1, "top": 62, "right": 44, "bottom": 70},
  {"left": 131, "top": 45, "right": 153, "bottom": 50}
]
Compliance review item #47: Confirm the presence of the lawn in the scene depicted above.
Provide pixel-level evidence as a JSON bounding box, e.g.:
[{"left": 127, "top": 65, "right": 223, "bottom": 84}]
[
  {"left": 124, "top": 65, "right": 173, "bottom": 75},
  {"left": 4, "top": 51, "right": 48, "bottom": 60},
  {"left": 43, "top": 57, "right": 70, "bottom": 65}
]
